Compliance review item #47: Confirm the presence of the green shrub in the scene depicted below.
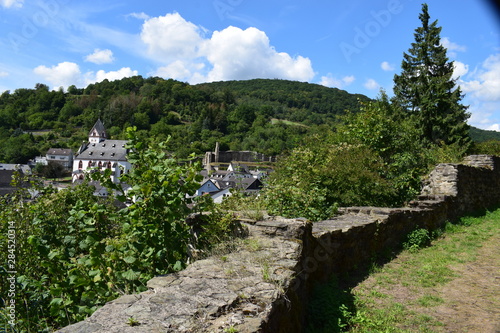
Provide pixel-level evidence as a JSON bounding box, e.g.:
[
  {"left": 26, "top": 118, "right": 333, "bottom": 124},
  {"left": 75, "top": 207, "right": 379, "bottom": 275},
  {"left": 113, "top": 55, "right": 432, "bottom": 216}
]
[
  {"left": 0, "top": 128, "right": 236, "bottom": 331},
  {"left": 263, "top": 137, "right": 396, "bottom": 221},
  {"left": 403, "top": 228, "right": 431, "bottom": 253}
]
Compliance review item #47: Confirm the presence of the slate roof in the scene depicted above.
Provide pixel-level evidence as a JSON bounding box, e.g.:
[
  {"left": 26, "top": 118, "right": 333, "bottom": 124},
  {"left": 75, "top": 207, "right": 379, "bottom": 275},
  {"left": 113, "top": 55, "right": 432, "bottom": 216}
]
[
  {"left": 47, "top": 148, "right": 73, "bottom": 156},
  {"left": 0, "top": 170, "right": 15, "bottom": 187},
  {"left": 89, "top": 119, "right": 107, "bottom": 138},
  {"left": 0, "top": 164, "right": 30, "bottom": 196},
  {"left": 76, "top": 140, "right": 128, "bottom": 161}
]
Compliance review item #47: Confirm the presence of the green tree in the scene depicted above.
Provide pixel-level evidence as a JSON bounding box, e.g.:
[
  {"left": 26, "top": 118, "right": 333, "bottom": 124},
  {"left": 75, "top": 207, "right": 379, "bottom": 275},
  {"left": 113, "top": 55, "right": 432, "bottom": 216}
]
[
  {"left": 263, "top": 132, "right": 396, "bottom": 221},
  {"left": 91, "top": 127, "right": 208, "bottom": 275},
  {"left": 393, "top": 3, "right": 471, "bottom": 148},
  {"left": 338, "top": 92, "right": 426, "bottom": 204}
]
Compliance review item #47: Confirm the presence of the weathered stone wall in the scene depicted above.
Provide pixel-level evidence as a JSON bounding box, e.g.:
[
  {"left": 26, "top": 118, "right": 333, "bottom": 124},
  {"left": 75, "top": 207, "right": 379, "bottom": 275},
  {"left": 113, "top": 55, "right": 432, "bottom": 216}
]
[
  {"left": 58, "top": 155, "right": 500, "bottom": 333},
  {"left": 203, "top": 150, "right": 277, "bottom": 166}
]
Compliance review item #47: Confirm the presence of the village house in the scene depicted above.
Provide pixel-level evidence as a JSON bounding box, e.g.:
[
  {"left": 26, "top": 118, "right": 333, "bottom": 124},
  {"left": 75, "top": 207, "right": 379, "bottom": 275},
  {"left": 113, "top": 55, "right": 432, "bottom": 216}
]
[
  {"left": 195, "top": 162, "right": 266, "bottom": 203},
  {"left": 46, "top": 148, "right": 73, "bottom": 169},
  {"left": 72, "top": 119, "right": 131, "bottom": 184},
  {"left": 0, "top": 164, "right": 31, "bottom": 196}
]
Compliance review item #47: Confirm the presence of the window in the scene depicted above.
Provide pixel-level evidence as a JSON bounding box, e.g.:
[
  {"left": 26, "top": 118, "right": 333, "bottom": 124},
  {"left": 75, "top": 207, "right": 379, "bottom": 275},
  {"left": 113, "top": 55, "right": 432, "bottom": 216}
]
[{"left": 78, "top": 160, "right": 83, "bottom": 169}]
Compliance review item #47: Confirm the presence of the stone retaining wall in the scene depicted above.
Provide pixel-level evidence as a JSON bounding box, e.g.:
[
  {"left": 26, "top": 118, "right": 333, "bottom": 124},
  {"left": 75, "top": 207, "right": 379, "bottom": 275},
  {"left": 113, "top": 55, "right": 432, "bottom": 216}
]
[{"left": 58, "top": 155, "right": 500, "bottom": 332}]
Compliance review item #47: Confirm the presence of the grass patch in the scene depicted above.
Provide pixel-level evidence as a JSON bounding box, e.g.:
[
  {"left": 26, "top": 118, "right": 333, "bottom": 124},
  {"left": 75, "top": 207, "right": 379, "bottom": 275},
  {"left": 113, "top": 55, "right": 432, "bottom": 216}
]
[
  {"left": 270, "top": 118, "right": 310, "bottom": 128},
  {"left": 305, "top": 209, "right": 500, "bottom": 332},
  {"left": 417, "top": 294, "right": 444, "bottom": 307}
]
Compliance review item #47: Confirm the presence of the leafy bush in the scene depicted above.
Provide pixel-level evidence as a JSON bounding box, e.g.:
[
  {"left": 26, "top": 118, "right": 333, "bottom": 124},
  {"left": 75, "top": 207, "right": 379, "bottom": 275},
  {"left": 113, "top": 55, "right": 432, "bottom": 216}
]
[
  {"left": 472, "top": 139, "right": 500, "bottom": 156},
  {"left": 0, "top": 128, "right": 235, "bottom": 331},
  {"left": 403, "top": 228, "right": 431, "bottom": 253},
  {"left": 263, "top": 137, "right": 395, "bottom": 221}
]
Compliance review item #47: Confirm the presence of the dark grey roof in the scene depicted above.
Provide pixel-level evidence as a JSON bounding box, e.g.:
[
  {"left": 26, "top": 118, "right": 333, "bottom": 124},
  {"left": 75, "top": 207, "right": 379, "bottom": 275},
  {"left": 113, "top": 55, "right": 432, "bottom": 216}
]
[
  {"left": 47, "top": 148, "right": 73, "bottom": 156},
  {"left": 75, "top": 140, "right": 128, "bottom": 161},
  {"left": 89, "top": 119, "right": 107, "bottom": 138},
  {"left": 0, "top": 170, "right": 15, "bottom": 186},
  {"left": 0, "top": 164, "right": 30, "bottom": 174}
]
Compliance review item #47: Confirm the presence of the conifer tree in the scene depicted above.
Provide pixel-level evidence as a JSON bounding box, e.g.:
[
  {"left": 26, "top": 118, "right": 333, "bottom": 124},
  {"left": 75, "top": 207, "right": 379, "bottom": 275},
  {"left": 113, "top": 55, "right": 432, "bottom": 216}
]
[{"left": 393, "top": 3, "right": 471, "bottom": 148}]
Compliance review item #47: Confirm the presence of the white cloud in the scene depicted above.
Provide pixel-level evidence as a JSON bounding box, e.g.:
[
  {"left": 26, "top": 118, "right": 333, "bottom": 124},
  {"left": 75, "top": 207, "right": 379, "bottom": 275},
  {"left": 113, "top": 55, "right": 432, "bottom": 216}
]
[
  {"left": 453, "top": 61, "right": 469, "bottom": 80},
  {"left": 201, "top": 26, "right": 314, "bottom": 82},
  {"left": 87, "top": 67, "right": 138, "bottom": 85},
  {"left": 140, "top": 13, "right": 315, "bottom": 83},
  {"left": 364, "top": 78, "right": 380, "bottom": 90},
  {"left": 141, "top": 12, "right": 203, "bottom": 62},
  {"left": 0, "top": 0, "right": 23, "bottom": 8},
  {"left": 85, "top": 49, "right": 115, "bottom": 64},
  {"left": 458, "top": 54, "right": 500, "bottom": 130},
  {"left": 319, "top": 74, "right": 355, "bottom": 89},
  {"left": 460, "top": 54, "right": 500, "bottom": 101},
  {"left": 153, "top": 60, "right": 205, "bottom": 82},
  {"left": 33, "top": 62, "right": 82, "bottom": 89},
  {"left": 486, "top": 124, "right": 500, "bottom": 131},
  {"left": 0, "top": 71, "right": 9, "bottom": 77},
  {"left": 381, "top": 61, "right": 395, "bottom": 71},
  {"left": 441, "top": 37, "right": 467, "bottom": 53},
  {"left": 442, "top": 37, "right": 466, "bottom": 58},
  {"left": 33, "top": 62, "right": 138, "bottom": 90},
  {"left": 127, "top": 12, "right": 150, "bottom": 20}
]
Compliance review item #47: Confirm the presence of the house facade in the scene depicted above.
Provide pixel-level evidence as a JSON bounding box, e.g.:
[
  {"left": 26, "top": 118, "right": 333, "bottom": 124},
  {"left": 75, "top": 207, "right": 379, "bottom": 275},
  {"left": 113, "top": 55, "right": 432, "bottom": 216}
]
[
  {"left": 194, "top": 162, "right": 265, "bottom": 203},
  {"left": 72, "top": 119, "right": 131, "bottom": 184},
  {"left": 46, "top": 148, "right": 73, "bottom": 169}
]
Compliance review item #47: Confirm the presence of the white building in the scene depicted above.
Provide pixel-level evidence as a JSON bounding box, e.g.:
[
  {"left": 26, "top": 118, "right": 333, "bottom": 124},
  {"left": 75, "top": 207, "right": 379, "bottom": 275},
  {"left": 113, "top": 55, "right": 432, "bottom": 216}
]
[
  {"left": 46, "top": 148, "right": 73, "bottom": 169},
  {"left": 72, "top": 119, "right": 131, "bottom": 184}
]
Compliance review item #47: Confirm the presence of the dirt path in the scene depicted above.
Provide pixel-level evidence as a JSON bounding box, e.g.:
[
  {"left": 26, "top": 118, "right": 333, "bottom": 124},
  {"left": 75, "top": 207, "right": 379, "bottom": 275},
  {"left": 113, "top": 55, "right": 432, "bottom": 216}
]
[
  {"left": 351, "top": 228, "right": 500, "bottom": 332},
  {"left": 418, "top": 233, "right": 500, "bottom": 333}
]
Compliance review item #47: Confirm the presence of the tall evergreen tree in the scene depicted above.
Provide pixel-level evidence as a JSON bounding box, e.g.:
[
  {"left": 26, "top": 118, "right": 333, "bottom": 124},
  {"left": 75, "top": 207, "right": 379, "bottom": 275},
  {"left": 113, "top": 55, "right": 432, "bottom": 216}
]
[{"left": 393, "top": 3, "right": 471, "bottom": 148}]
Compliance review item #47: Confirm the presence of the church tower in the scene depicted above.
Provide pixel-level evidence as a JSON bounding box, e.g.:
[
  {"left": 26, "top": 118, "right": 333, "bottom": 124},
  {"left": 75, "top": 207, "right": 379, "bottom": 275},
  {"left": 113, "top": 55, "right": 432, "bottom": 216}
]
[{"left": 88, "top": 119, "right": 107, "bottom": 144}]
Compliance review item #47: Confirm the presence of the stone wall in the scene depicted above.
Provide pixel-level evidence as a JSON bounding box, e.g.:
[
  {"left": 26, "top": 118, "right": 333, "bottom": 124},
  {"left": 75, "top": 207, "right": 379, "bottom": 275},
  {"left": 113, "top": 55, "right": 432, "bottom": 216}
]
[
  {"left": 58, "top": 155, "right": 500, "bottom": 333},
  {"left": 203, "top": 150, "right": 277, "bottom": 166}
]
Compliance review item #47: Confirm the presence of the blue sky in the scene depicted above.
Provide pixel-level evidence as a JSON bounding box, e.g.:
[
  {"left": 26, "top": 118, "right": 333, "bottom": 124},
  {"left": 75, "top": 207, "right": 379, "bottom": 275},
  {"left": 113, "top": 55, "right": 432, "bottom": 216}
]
[{"left": 0, "top": 0, "right": 499, "bottom": 130}]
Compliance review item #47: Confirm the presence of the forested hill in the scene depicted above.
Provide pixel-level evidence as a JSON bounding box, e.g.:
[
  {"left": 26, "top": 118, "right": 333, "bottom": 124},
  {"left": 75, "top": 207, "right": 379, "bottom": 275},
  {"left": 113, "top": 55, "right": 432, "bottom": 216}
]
[
  {"left": 469, "top": 126, "right": 500, "bottom": 142},
  {"left": 197, "top": 79, "right": 370, "bottom": 118},
  {"left": 0, "top": 76, "right": 496, "bottom": 164},
  {"left": 0, "top": 77, "right": 370, "bottom": 163}
]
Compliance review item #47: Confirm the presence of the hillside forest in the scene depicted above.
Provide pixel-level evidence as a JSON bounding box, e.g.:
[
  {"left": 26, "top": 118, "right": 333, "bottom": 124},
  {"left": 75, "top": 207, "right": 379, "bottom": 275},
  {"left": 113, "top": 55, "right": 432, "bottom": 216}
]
[{"left": 0, "top": 77, "right": 373, "bottom": 163}]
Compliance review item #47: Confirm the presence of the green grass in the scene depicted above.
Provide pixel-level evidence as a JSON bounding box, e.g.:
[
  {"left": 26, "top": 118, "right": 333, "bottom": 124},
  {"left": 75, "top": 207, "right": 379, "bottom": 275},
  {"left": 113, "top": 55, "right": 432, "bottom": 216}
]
[
  {"left": 270, "top": 118, "right": 310, "bottom": 128},
  {"left": 305, "top": 209, "right": 500, "bottom": 333}
]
